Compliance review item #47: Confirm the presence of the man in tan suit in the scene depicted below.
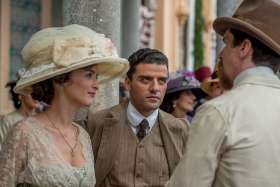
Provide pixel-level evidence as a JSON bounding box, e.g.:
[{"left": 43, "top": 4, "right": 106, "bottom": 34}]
[
  {"left": 167, "top": 0, "right": 280, "bottom": 187},
  {"left": 86, "top": 48, "right": 188, "bottom": 187}
]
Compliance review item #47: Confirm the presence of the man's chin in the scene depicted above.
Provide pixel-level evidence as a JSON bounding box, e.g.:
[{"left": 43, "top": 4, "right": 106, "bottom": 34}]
[{"left": 145, "top": 102, "right": 160, "bottom": 111}]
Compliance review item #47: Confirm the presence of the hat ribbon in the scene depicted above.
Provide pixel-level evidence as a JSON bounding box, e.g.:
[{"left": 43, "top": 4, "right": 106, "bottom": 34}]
[
  {"left": 19, "top": 37, "right": 108, "bottom": 79},
  {"left": 52, "top": 37, "right": 101, "bottom": 67}
]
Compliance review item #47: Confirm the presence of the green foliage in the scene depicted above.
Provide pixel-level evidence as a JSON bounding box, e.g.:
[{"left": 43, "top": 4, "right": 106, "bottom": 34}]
[{"left": 194, "top": 0, "right": 205, "bottom": 70}]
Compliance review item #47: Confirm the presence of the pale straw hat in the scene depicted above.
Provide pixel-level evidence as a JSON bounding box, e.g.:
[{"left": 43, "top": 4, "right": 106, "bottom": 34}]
[
  {"left": 14, "top": 24, "right": 129, "bottom": 94},
  {"left": 200, "top": 60, "right": 220, "bottom": 95},
  {"left": 200, "top": 78, "right": 219, "bottom": 95}
]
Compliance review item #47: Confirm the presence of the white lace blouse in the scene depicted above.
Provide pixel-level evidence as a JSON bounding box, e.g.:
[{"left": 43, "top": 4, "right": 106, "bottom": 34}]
[{"left": 0, "top": 117, "right": 96, "bottom": 187}]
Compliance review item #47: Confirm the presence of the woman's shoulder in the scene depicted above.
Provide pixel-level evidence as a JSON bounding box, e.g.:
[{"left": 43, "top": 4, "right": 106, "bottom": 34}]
[
  {"left": 0, "top": 117, "right": 37, "bottom": 147},
  {"left": 2, "top": 111, "right": 22, "bottom": 118},
  {"left": 11, "top": 116, "right": 41, "bottom": 135},
  {"left": 1, "top": 111, "right": 24, "bottom": 125}
]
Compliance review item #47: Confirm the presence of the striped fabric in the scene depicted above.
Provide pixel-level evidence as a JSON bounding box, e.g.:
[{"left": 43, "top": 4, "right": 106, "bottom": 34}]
[{"left": 103, "top": 119, "right": 169, "bottom": 187}]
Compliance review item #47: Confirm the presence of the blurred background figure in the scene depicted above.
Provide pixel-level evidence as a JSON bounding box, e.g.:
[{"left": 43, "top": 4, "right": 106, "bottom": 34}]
[
  {"left": 160, "top": 71, "right": 202, "bottom": 125},
  {"left": 201, "top": 58, "right": 233, "bottom": 99},
  {"left": 195, "top": 59, "right": 232, "bottom": 101},
  {"left": 195, "top": 65, "right": 223, "bottom": 99},
  {"left": 0, "top": 80, "right": 41, "bottom": 151},
  {"left": 201, "top": 70, "right": 223, "bottom": 99},
  {"left": 193, "top": 61, "right": 232, "bottom": 114},
  {"left": 217, "top": 57, "right": 233, "bottom": 91},
  {"left": 194, "top": 66, "right": 212, "bottom": 84}
]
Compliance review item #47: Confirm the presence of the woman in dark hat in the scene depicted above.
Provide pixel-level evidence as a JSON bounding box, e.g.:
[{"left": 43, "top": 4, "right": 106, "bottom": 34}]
[{"left": 160, "top": 71, "right": 201, "bottom": 125}]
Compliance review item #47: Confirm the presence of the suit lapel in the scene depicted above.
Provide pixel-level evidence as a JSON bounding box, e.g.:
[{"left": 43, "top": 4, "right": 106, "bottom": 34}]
[
  {"left": 95, "top": 103, "right": 127, "bottom": 187},
  {"left": 158, "top": 110, "right": 181, "bottom": 175}
]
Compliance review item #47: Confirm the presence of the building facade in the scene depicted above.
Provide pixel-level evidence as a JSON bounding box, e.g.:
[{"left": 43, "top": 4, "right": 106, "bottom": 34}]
[{"left": 0, "top": 0, "right": 218, "bottom": 115}]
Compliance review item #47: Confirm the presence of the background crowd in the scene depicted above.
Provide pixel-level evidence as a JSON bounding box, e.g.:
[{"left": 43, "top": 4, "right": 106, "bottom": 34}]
[{"left": 1, "top": 0, "right": 280, "bottom": 187}]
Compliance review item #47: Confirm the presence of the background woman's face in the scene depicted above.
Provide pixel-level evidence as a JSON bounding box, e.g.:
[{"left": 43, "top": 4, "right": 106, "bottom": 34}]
[
  {"left": 209, "top": 82, "right": 223, "bottom": 98},
  {"left": 175, "top": 90, "right": 196, "bottom": 113}
]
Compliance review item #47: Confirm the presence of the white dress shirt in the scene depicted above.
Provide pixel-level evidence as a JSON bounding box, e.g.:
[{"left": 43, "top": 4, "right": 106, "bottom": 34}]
[{"left": 127, "top": 101, "right": 159, "bottom": 134}]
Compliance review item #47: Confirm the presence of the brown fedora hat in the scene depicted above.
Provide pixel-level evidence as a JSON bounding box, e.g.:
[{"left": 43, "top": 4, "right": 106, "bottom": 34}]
[{"left": 213, "top": 0, "right": 280, "bottom": 55}]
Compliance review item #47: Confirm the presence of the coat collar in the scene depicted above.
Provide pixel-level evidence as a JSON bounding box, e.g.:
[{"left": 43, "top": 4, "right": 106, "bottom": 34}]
[
  {"left": 94, "top": 102, "right": 127, "bottom": 187},
  {"left": 127, "top": 101, "right": 159, "bottom": 131},
  {"left": 234, "top": 66, "right": 280, "bottom": 89}
]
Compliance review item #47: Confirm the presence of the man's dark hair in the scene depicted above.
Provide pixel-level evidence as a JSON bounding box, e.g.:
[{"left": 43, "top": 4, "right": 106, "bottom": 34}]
[
  {"left": 126, "top": 48, "right": 169, "bottom": 80},
  {"left": 230, "top": 28, "right": 280, "bottom": 72}
]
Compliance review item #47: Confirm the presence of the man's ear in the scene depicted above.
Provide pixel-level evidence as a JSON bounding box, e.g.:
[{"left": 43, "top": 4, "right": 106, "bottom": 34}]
[
  {"left": 239, "top": 39, "right": 253, "bottom": 59},
  {"left": 124, "top": 77, "right": 131, "bottom": 91}
]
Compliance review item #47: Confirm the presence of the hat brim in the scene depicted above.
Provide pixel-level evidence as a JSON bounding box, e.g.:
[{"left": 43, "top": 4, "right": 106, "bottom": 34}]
[
  {"left": 14, "top": 56, "right": 128, "bottom": 94},
  {"left": 213, "top": 17, "right": 280, "bottom": 55},
  {"left": 166, "top": 86, "right": 206, "bottom": 99},
  {"left": 166, "top": 86, "right": 200, "bottom": 95}
]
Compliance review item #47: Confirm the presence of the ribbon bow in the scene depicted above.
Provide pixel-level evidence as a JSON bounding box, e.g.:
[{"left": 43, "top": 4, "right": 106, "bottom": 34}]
[{"left": 52, "top": 37, "right": 96, "bottom": 67}]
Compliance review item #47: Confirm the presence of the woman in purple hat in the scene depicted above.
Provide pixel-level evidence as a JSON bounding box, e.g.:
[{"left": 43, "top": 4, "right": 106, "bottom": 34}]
[{"left": 160, "top": 71, "right": 202, "bottom": 125}]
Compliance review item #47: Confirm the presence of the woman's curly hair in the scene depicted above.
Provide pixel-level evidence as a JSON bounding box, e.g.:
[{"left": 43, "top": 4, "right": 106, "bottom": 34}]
[
  {"left": 31, "top": 73, "right": 71, "bottom": 105},
  {"left": 6, "top": 81, "right": 21, "bottom": 109}
]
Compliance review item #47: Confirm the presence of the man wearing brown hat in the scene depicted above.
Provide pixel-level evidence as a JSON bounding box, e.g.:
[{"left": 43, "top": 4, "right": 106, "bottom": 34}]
[
  {"left": 85, "top": 48, "right": 188, "bottom": 187},
  {"left": 166, "top": 0, "right": 280, "bottom": 186}
]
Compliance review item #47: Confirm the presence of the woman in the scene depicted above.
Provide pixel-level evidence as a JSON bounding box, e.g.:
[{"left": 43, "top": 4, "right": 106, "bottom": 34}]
[
  {"left": 216, "top": 57, "right": 233, "bottom": 91},
  {"left": 200, "top": 75, "right": 223, "bottom": 99},
  {"left": 160, "top": 72, "right": 201, "bottom": 125},
  {"left": 200, "top": 58, "right": 233, "bottom": 99},
  {"left": 0, "top": 24, "right": 128, "bottom": 186},
  {"left": 0, "top": 81, "right": 41, "bottom": 151}
]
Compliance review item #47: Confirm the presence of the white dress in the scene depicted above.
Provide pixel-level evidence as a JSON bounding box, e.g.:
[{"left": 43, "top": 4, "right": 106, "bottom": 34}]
[{"left": 0, "top": 117, "right": 96, "bottom": 187}]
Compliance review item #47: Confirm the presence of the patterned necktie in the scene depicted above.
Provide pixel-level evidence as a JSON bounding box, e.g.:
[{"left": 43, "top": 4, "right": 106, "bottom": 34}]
[{"left": 137, "top": 119, "right": 149, "bottom": 140}]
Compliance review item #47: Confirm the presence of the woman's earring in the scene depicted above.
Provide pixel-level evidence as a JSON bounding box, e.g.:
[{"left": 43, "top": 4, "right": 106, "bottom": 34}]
[
  {"left": 17, "top": 95, "right": 22, "bottom": 106},
  {"left": 172, "top": 100, "right": 177, "bottom": 108}
]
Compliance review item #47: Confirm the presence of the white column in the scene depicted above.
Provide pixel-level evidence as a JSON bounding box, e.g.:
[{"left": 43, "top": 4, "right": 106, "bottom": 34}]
[
  {"left": 63, "top": 0, "right": 122, "bottom": 117},
  {"left": 0, "top": 0, "right": 12, "bottom": 114},
  {"left": 210, "top": 0, "right": 217, "bottom": 68},
  {"left": 121, "top": 0, "right": 140, "bottom": 58},
  {"left": 186, "top": 0, "right": 195, "bottom": 71}
]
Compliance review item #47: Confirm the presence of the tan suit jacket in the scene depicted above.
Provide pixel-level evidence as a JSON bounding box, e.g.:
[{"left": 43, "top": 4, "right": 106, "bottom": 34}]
[
  {"left": 85, "top": 101, "right": 188, "bottom": 187},
  {"left": 167, "top": 67, "right": 280, "bottom": 187}
]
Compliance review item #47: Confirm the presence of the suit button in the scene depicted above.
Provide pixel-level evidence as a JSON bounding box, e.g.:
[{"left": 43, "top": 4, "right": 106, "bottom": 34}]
[
  {"left": 137, "top": 158, "right": 143, "bottom": 164},
  {"left": 136, "top": 173, "right": 141, "bottom": 178},
  {"left": 139, "top": 144, "right": 144, "bottom": 148}
]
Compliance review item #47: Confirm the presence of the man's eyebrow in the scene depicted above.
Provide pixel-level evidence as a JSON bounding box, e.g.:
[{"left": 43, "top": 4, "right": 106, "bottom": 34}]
[
  {"left": 158, "top": 76, "right": 168, "bottom": 80},
  {"left": 138, "top": 75, "right": 152, "bottom": 79},
  {"left": 137, "top": 75, "right": 168, "bottom": 80}
]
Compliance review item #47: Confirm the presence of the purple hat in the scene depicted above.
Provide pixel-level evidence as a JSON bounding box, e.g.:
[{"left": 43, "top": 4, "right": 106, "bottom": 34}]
[{"left": 166, "top": 71, "right": 200, "bottom": 94}]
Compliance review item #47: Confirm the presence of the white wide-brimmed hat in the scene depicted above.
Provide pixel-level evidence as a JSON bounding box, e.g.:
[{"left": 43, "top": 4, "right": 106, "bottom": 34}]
[{"left": 14, "top": 24, "right": 128, "bottom": 94}]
